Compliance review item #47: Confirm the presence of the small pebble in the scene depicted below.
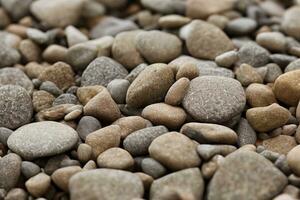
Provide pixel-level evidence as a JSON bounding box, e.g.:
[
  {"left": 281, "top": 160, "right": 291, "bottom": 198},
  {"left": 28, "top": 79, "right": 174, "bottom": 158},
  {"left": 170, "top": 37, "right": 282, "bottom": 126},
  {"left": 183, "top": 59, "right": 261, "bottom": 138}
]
[
  {"left": 235, "top": 63, "right": 263, "bottom": 86},
  {"left": 215, "top": 50, "right": 238, "bottom": 68},
  {"left": 107, "top": 79, "right": 130, "bottom": 104},
  {"left": 245, "top": 83, "right": 277, "bottom": 107},
  {"left": 263, "top": 135, "right": 297, "bottom": 155},
  {"left": 141, "top": 157, "right": 167, "bottom": 178},
  {"left": 226, "top": 18, "right": 257, "bottom": 36},
  {"left": 256, "top": 32, "right": 287, "bottom": 52},
  {"left": 21, "top": 161, "right": 41, "bottom": 179},
  {"left": 197, "top": 144, "right": 236, "bottom": 160},
  {"left": 165, "top": 77, "right": 190, "bottom": 106},
  {"left": 77, "top": 143, "right": 92, "bottom": 163},
  {"left": 25, "top": 173, "right": 51, "bottom": 197},
  {"left": 51, "top": 166, "right": 81, "bottom": 192},
  {"left": 287, "top": 145, "right": 300, "bottom": 176}
]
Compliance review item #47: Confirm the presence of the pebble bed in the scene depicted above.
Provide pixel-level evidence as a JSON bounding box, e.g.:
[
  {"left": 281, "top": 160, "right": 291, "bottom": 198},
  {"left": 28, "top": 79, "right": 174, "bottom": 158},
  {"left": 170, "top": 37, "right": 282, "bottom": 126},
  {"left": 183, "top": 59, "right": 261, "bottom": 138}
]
[{"left": 1, "top": 0, "right": 300, "bottom": 199}]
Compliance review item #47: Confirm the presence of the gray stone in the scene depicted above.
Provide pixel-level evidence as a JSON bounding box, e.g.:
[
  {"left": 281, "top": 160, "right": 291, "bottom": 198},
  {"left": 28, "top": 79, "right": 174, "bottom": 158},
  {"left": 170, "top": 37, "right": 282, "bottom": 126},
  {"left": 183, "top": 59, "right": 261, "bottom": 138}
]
[
  {"left": 235, "top": 118, "right": 257, "bottom": 146},
  {"left": 0, "top": 153, "right": 21, "bottom": 190},
  {"left": 81, "top": 57, "right": 128, "bottom": 87},
  {"left": 67, "top": 43, "right": 97, "bottom": 72},
  {"left": 197, "top": 144, "right": 237, "bottom": 160},
  {"left": 69, "top": 169, "right": 144, "bottom": 200},
  {"left": 282, "top": 6, "right": 300, "bottom": 40},
  {"left": 39, "top": 81, "right": 63, "bottom": 97},
  {"left": 238, "top": 42, "right": 270, "bottom": 67},
  {"left": 150, "top": 168, "right": 204, "bottom": 200},
  {"left": 125, "top": 63, "right": 148, "bottom": 83},
  {"left": 264, "top": 63, "right": 282, "bottom": 83},
  {"left": 0, "top": 127, "right": 12, "bottom": 145},
  {"left": 0, "top": 85, "right": 33, "bottom": 129},
  {"left": 123, "top": 126, "right": 168, "bottom": 156},
  {"left": 226, "top": 18, "right": 257, "bottom": 36},
  {"left": 141, "top": 0, "right": 185, "bottom": 14},
  {"left": 21, "top": 161, "right": 41, "bottom": 179},
  {"left": 90, "top": 17, "right": 138, "bottom": 39},
  {"left": 27, "top": 28, "right": 49, "bottom": 44},
  {"left": 285, "top": 59, "right": 300, "bottom": 72},
  {"left": 7, "top": 121, "right": 78, "bottom": 160},
  {"left": 182, "top": 76, "right": 246, "bottom": 124},
  {"left": 0, "top": 43, "right": 20, "bottom": 68},
  {"left": 65, "top": 25, "right": 88, "bottom": 47},
  {"left": 77, "top": 116, "right": 101, "bottom": 140},
  {"left": 1, "top": 0, "right": 32, "bottom": 20},
  {"left": 53, "top": 93, "right": 78, "bottom": 106},
  {"left": 208, "top": 150, "right": 288, "bottom": 200},
  {"left": 270, "top": 54, "right": 297, "bottom": 68},
  {"left": 215, "top": 50, "right": 238, "bottom": 68},
  {"left": 141, "top": 158, "right": 167, "bottom": 179},
  {"left": 107, "top": 79, "right": 130, "bottom": 104}
]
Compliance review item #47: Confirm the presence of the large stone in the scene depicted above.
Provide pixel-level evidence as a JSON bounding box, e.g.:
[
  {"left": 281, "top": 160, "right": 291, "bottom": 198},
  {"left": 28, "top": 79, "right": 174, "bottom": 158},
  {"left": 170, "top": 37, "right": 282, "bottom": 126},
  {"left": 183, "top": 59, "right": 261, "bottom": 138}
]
[
  {"left": 287, "top": 145, "right": 300, "bottom": 176},
  {"left": 263, "top": 135, "right": 297, "bottom": 155},
  {"left": 0, "top": 153, "right": 21, "bottom": 191},
  {"left": 208, "top": 150, "right": 288, "bottom": 200},
  {"left": 282, "top": 6, "right": 300, "bottom": 40},
  {"left": 69, "top": 169, "right": 144, "bottom": 200},
  {"left": 183, "top": 76, "right": 246, "bottom": 124},
  {"left": 7, "top": 121, "right": 78, "bottom": 160}
]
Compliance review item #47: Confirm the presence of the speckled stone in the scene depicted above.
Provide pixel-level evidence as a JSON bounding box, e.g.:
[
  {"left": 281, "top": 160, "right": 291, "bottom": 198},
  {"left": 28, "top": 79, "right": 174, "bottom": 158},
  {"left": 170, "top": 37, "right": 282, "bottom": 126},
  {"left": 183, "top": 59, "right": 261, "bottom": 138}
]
[
  {"left": 7, "top": 121, "right": 78, "bottom": 160},
  {"left": 0, "top": 153, "right": 22, "bottom": 190},
  {"left": 263, "top": 135, "right": 297, "bottom": 155},
  {"left": 238, "top": 42, "right": 270, "bottom": 67}
]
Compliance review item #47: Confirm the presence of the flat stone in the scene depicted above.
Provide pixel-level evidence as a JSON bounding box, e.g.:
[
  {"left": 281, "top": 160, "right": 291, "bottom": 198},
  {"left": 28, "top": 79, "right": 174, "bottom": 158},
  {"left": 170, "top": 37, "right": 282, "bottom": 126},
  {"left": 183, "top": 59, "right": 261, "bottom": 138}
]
[
  {"left": 182, "top": 76, "right": 245, "bottom": 124},
  {"left": 7, "top": 121, "right": 78, "bottom": 160},
  {"left": 53, "top": 93, "right": 78, "bottom": 106},
  {"left": 186, "top": 20, "right": 235, "bottom": 60},
  {"left": 0, "top": 153, "right": 21, "bottom": 191},
  {"left": 158, "top": 14, "right": 191, "bottom": 28},
  {"left": 123, "top": 126, "right": 168, "bottom": 156},
  {"left": 263, "top": 135, "right": 297, "bottom": 155},
  {"left": 246, "top": 103, "right": 290, "bottom": 132},
  {"left": 69, "top": 169, "right": 144, "bottom": 200},
  {"left": 238, "top": 42, "right": 270, "bottom": 67},
  {"left": 215, "top": 50, "right": 238, "bottom": 68},
  {"left": 65, "top": 25, "right": 88, "bottom": 47},
  {"left": 208, "top": 150, "right": 288, "bottom": 200},
  {"left": 0, "top": 85, "right": 33, "bottom": 129},
  {"left": 149, "top": 132, "right": 201, "bottom": 171},
  {"left": 30, "top": 0, "right": 83, "bottom": 28},
  {"left": 135, "top": 30, "right": 182, "bottom": 63},
  {"left": 181, "top": 123, "right": 238, "bottom": 144},
  {"left": 141, "top": 0, "right": 185, "bottom": 14},
  {"left": 81, "top": 56, "right": 128, "bottom": 87},
  {"left": 256, "top": 32, "right": 287, "bottom": 52},
  {"left": 126, "top": 63, "right": 174, "bottom": 108},
  {"left": 150, "top": 168, "right": 204, "bottom": 200},
  {"left": 226, "top": 18, "right": 257, "bottom": 36}
]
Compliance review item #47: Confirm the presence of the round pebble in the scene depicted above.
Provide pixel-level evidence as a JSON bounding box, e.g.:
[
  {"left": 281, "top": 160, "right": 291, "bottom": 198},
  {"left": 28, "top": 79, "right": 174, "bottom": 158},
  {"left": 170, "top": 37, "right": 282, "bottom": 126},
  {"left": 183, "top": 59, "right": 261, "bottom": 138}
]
[
  {"left": 165, "top": 77, "right": 190, "bottom": 106},
  {"left": 246, "top": 83, "right": 277, "bottom": 107},
  {"left": 287, "top": 145, "right": 300, "bottom": 176},
  {"left": 0, "top": 153, "right": 21, "bottom": 191},
  {"left": 256, "top": 32, "right": 287, "bottom": 52},
  {"left": 25, "top": 173, "right": 51, "bottom": 197},
  {"left": 226, "top": 18, "right": 257, "bottom": 36},
  {"left": 51, "top": 166, "right": 81, "bottom": 192}
]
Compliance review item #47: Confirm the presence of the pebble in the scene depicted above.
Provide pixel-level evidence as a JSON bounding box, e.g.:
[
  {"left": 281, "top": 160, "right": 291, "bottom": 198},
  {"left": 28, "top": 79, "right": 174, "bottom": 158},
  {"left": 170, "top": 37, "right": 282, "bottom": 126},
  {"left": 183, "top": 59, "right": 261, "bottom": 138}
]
[
  {"left": 149, "top": 132, "right": 201, "bottom": 171},
  {"left": 141, "top": 157, "right": 166, "bottom": 178},
  {"left": 19, "top": 39, "right": 41, "bottom": 62},
  {"left": 142, "top": 103, "right": 186, "bottom": 130},
  {"left": 186, "top": 20, "right": 234, "bottom": 60},
  {"left": 182, "top": 76, "right": 246, "bottom": 124},
  {"left": 39, "top": 62, "right": 75, "bottom": 90},
  {"left": 26, "top": 28, "right": 49, "bottom": 45},
  {"left": 81, "top": 56, "right": 128, "bottom": 87},
  {"left": 123, "top": 126, "right": 168, "bottom": 156},
  {"left": 256, "top": 32, "right": 287, "bottom": 52},
  {"left": 39, "top": 81, "right": 63, "bottom": 97},
  {"left": 66, "top": 43, "right": 97, "bottom": 72},
  {"left": 235, "top": 118, "right": 257, "bottom": 146},
  {"left": 126, "top": 63, "right": 174, "bottom": 108},
  {"left": 0, "top": 8, "right": 10, "bottom": 28},
  {"left": 181, "top": 123, "right": 238, "bottom": 144},
  {"left": 275, "top": 155, "right": 291, "bottom": 175},
  {"left": 282, "top": 6, "right": 300, "bottom": 40},
  {"left": 65, "top": 25, "right": 88, "bottom": 47},
  {"left": 260, "top": 150, "right": 281, "bottom": 162},
  {"left": 0, "top": 153, "right": 21, "bottom": 190},
  {"left": 0, "top": 67, "right": 33, "bottom": 93},
  {"left": 226, "top": 18, "right": 257, "bottom": 36},
  {"left": 197, "top": 144, "right": 236, "bottom": 160},
  {"left": 83, "top": 88, "right": 121, "bottom": 122},
  {"left": 69, "top": 169, "right": 144, "bottom": 200},
  {"left": 135, "top": 30, "right": 182, "bottom": 63},
  {"left": 77, "top": 85, "right": 105, "bottom": 105},
  {"left": 282, "top": 124, "right": 297, "bottom": 136},
  {"left": 238, "top": 42, "right": 270, "bottom": 67},
  {"left": 0, "top": 85, "right": 32, "bottom": 129},
  {"left": 246, "top": 103, "right": 290, "bottom": 132},
  {"left": 1, "top": 0, "right": 31, "bottom": 20},
  {"left": 0, "top": 127, "right": 13, "bottom": 145},
  {"left": 141, "top": 0, "right": 185, "bottom": 14},
  {"left": 7, "top": 121, "right": 78, "bottom": 160},
  {"left": 76, "top": 116, "right": 101, "bottom": 140},
  {"left": 5, "top": 188, "right": 27, "bottom": 200},
  {"left": 83, "top": 160, "right": 97, "bottom": 170},
  {"left": 264, "top": 63, "right": 282, "bottom": 83},
  {"left": 30, "top": 0, "right": 83, "bottom": 28},
  {"left": 112, "top": 30, "right": 144, "bottom": 69},
  {"left": 53, "top": 93, "right": 78, "bottom": 106},
  {"left": 245, "top": 83, "right": 277, "bottom": 107},
  {"left": 274, "top": 69, "right": 300, "bottom": 106},
  {"left": 85, "top": 125, "right": 121, "bottom": 158},
  {"left": 287, "top": 145, "right": 300, "bottom": 176},
  {"left": 21, "top": 161, "right": 41, "bottom": 179},
  {"left": 112, "top": 116, "right": 149, "bottom": 139},
  {"left": 0, "top": 43, "right": 21, "bottom": 68},
  {"left": 42, "top": 45, "right": 67, "bottom": 63},
  {"left": 215, "top": 50, "right": 238, "bottom": 68},
  {"left": 97, "top": 147, "right": 134, "bottom": 170},
  {"left": 270, "top": 54, "right": 297, "bottom": 68},
  {"left": 125, "top": 63, "right": 148, "bottom": 83},
  {"left": 90, "top": 17, "right": 138, "bottom": 39},
  {"left": 51, "top": 166, "right": 81, "bottom": 192},
  {"left": 186, "top": 0, "right": 234, "bottom": 19},
  {"left": 208, "top": 150, "right": 287, "bottom": 200},
  {"left": 263, "top": 135, "right": 297, "bottom": 155},
  {"left": 150, "top": 168, "right": 204, "bottom": 200},
  {"left": 165, "top": 78, "right": 190, "bottom": 106},
  {"left": 235, "top": 63, "right": 263, "bottom": 86},
  {"left": 201, "top": 155, "right": 224, "bottom": 179},
  {"left": 158, "top": 15, "right": 191, "bottom": 28},
  {"left": 77, "top": 143, "right": 92, "bottom": 163},
  {"left": 25, "top": 173, "right": 51, "bottom": 197},
  {"left": 175, "top": 62, "right": 199, "bottom": 80},
  {"left": 107, "top": 79, "right": 130, "bottom": 104},
  {"left": 285, "top": 59, "right": 300, "bottom": 72}
]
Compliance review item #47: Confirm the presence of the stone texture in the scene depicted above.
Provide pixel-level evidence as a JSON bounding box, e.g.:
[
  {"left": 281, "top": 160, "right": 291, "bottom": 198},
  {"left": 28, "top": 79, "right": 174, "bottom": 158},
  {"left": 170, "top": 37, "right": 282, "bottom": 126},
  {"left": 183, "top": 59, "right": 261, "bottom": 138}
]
[
  {"left": 0, "top": 43, "right": 20, "bottom": 68},
  {"left": 76, "top": 116, "right": 101, "bottom": 140},
  {"left": 282, "top": 6, "right": 300, "bottom": 40},
  {"left": 7, "top": 121, "right": 78, "bottom": 160},
  {"left": 69, "top": 169, "right": 144, "bottom": 200},
  {"left": 235, "top": 64, "right": 263, "bottom": 86},
  {"left": 25, "top": 173, "right": 51, "bottom": 197},
  {"left": 126, "top": 63, "right": 174, "bottom": 108},
  {"left": 208, "top": 150, "right": 288, "bottom": 200},
  {"left": 149, "top": 132, "right": 201, "bottom": 171},
  {"left": 51, "top": 166, "right": 82, "bottom": 191},
  {"left": 165, "top": 77, "right": 190, "bottom": 106},
  {"left": 235, "top": 118, "right": 257, "bottom": 146},
  {"left": 238, "top": 42, "right": 270, "bottom": 67},
  {"left": 263, "top": 135, "right": 297, "bottom": 155},
  {"left": 256, "top": 32, "right": 287, "bottom": 52},
  {"left": 183, "top": 76, "right": 245, "bottom": 124},
  {"left": 287, "top": 145, "right": 300, "bottom": 176},
  {"left": 197, "top": 144, "right": 237, "bottom": 160},
  {"left": 246, "top": 83, "right": 277, "bottom": 107},
  {"left": 185, "top": 20, "right": 235, "bottom": 60},
  {"left": 107, "top": 79, "right": 130, "bottom": 104},
  {"left": 181, "top": 123, "right": 238, "bottom": 144},
  {"left": 226, "top": 18, "right": 257, "bottom": 36},
  {"left": 0, "top": 153, "right": 21, "bottom": 190},
  {"left": 141, "top": 157, "right": 167, "bottom": 178}
]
